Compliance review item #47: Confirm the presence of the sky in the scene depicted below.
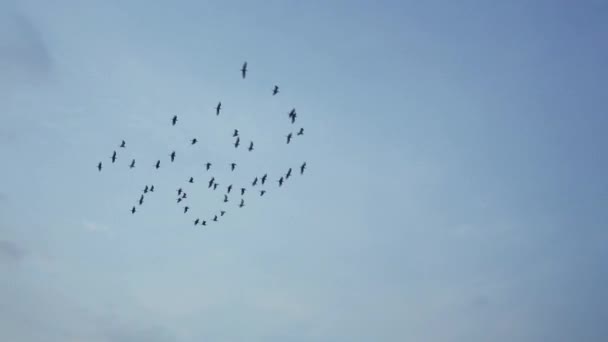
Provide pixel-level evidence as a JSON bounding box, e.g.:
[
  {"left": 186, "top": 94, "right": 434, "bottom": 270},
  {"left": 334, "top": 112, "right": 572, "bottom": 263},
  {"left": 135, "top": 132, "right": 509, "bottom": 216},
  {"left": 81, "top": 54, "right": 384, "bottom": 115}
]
[{"left": 1, "top": 0, "right": 607, "bottom": 341}]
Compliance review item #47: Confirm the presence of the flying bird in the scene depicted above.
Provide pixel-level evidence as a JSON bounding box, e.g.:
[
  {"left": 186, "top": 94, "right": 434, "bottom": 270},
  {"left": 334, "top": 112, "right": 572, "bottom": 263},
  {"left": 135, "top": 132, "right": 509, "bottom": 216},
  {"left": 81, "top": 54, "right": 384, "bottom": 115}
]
[
  {"left": 129, "top": 159, "right": 135, "bottom": 168},
  {"left": 182, "top": 192, "right": 187, "bottom": 199},
  {"left": 261, "top": 174, "right": 267, "bottom": 184},
  {"left": 202, "top": 220, "right": 207, "bottom": 226},
  {"left": 131, "top": 206, "right": 136, "bottom": 214},
  {"left": 286, "top": 133, "right": 293, "bottom": 144},
  {"left": 177, "top": 198, "right": 183, "bottom": 203},
  {"left": 220, "top": 210, "right": 226, "bottom": 216},
  {"left": 288, "top": 108, "right": 296, "bottom": 119},
  {"left": 172, "top": 115, "right": 178, "bottom": 126},
  {"left": 290, "top": 113, "right": 297, "bottom": 124},
  {"left": 272, "top": 85, "right": 279, "bottom": 95},
  {"left": 189, "top": 177, "right": 194, "bottom": 183},
  {"left": 248, "top": 141, "right": 254, "bottom": 151},
  {"left": 231, "top": 163, "right": 237, "bottom": 171},
  {"left": 234, "top": 137, "right": 240, "bottom": 148},
  {"left": 233, "top": 129, "right": 239, "bottom": 137},
  {"left": 143, "top": 185, "right": 149, "bottom": 193},
  {"left": 184, "top": 206, "right": 189, "bottom": 213},
  {"left": 260, "top": 190, "right": 266, "bottom": 196},
  {"left": 239, "top": 199, "right": 245, "bottom": 208},
  {"left": 150, "top": 185, "right": 155, "bottom": 192},
  {"left": 300, "top": 162, "right": 306, "bottom": 174},
  {"left": 297, "top": 128, "right": 304, "bottom": 136},
  {"left": 120, "top": 140, "right": 126, "bottom": 148},
  {"left": 216, "top": 102, "right": 222, "bottom": 116},
  {"left": 205, "top": 162, "right": 212, "bottom": 171},
  {"left": 170, "top": 151, "right": 176, "bottom": 162},
  {"left": 155, "top": 160, "right": 160, "bottom": 169},
  {"left": 208, "top": 177, "right": 215, "bottom": 188},
  {"left": 213, "top": 215, "right": 218, "bottom": 222},
  {"left": 252, "top": 177, "right": 258, "bottom": 186},
  {"left": 177, "top": 188, "right": 182, "bottom": 195},
  {"left": 224, "top": 194, "right": 228, "bottom": 203},
  {"left": 138, "top": 195, "right": 144, "bottom": 205},
  {"left": 278, "top": 177, "right": 284, "bottom": 187},
  {"left": 241, "top": 188, "right": 246, "bottom": 196},
  {"left": 227, "top": 184, "right": 233, "bottom": 193},
  {"left": 97, "top": 162, "right": 102, "bottom": 172},
  {"left": 241, "top": 61, "right": 247, "bottom": 79},
  {"left": 213, "top": 183, "right": 219, "bottom": 191},
  {"left": 111, "top": 151, "right": 117, "bottom": 163},
  {"left": 191, "top": 138, "right": 198, "bottom": 145},
  {"left": 286, "top": 168, "right": 292, "bottom": 179},
  {"left": 194, "top": 218, "right": 200, "bottom": 225}
]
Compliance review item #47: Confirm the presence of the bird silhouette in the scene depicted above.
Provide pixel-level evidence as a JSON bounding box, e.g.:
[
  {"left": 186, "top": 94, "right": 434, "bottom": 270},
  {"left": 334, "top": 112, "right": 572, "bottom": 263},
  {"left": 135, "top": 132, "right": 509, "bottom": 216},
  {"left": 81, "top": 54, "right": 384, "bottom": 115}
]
[
  {"left": 213, "top": 183, "right": 219, "bottom": 190},
  {"left": 248, "top": 141, "right": 254, "bottom": 151},
  {"left": 111, "top": 151, "right": 117, "bottom": 163},
  {"left": 300, "top": 162, "right": 306, "bottom": 174},
  {"left": 143, "top": 185, "right": 149, "bottom": 193},
  {"left": 202, "top": 220, "right": 207, "bottom": 226},
  {"left": 273, "top": 85, "right": 279, "bottom": 95},
  {"left": 234, "top": 137, "right": 240, "bottom": 148},
  {"left": 261, "top": 174, "right": 267, "bottom": 185},
  {"left": 189, "top": 177, "right": 194, "bottom": 183},
  {"left": 241, "top": 61, "right": 247, "bottom": 79},
  {"left": 120, "top": 140, "right": 126, "bottom": 148},
  {"left": 208, "top": 177, "right": 215, "bottom": 188},
  {"left": 288, "top": 108, "right": 296, "bottom": 119},
  {"left": 155, "top": 160, "right": 160, "bottom": 169},
  {"left": 150, "top": 185, "right": 155, "bottom": 192},
  {"left": 286, "top": 133, "right": 293, "bottom": 144},
  {"left": 260, "top": 190, "right": 266, "bottom": 196},
  {"left": 177, "top": 198, "right": 183, "bottom": 203},
  {"left": 129, "top": 159, "right": 135, "bottom": 168},
  {"left": 297, "top": 128, "right": 304, "bottom": 136},
  {"left": 194, "top": 218, "right": 200, "bottom": 225},
  {"left": 177, "top": 188, "right": 183, "bottom": 195},
  {"left": 184, "top": 206, "right": 189, "bottom": 213},
  {"left": 239, "top": 199, "right": 245, "bottom": 208},
  {"left": 205, "top": 162, "right": 212, "bottom": 171},
  {"left": 233, "top": 129, "right": 239, "bottom": 137},
  {"left": 278, "top": 177, "right": 284, "bottom": 187},
  {"left": 97, "top": 162, "right": 102, "bottom": 172},
  {"left": 252, "top": 177, "right": 258, "bottom": 186},
  {"left": 182, "top": 192, "right": 187, "bottom": 199},
  {"left": 224, "top": 194, "right": 228, "bottom": 203},
  {"left": 213, "top": 215, "right": 218, "bottom": 222},
  {"left": 286, "top": 168, "right": 292, "bottom": 179},
  {"left": 241, "top": 188, "right": 246, "bottom": 196},
  {"left": 290, "top": 113, "right": 297, "bottom": 124},
  {"left": 216, "top": 102, "right": 222, "bottom": 116},
  {"left": 231, "top": 163, "right": 237, "bottom": 171},
  {"left": 170, "top": 151, "right": 176, "bottom": 162},
  {"left": 172, "top": 115, "right": 178, "bottom": 126},
  {"left": 227, "top": 184, "right": 233, "bottom": 193},
  {"left": 138, "top": 195, "right": 144, "bottom": 205},
  {"left": 191, "top": 138, "right": 198, "bottom": 145},
  {"left": 220, "top": 210, "right": 226, "bottom": 216},
  {"left": 131, "top": 206, "right": 136, "bottom": 214}
]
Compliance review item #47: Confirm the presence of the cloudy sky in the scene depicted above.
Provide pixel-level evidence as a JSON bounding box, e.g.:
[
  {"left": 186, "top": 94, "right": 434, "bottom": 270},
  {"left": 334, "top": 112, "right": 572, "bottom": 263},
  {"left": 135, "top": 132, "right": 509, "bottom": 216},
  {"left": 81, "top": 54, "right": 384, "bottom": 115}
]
[{"left": 1, "top": 0, "right": 607, "bottom": 341}]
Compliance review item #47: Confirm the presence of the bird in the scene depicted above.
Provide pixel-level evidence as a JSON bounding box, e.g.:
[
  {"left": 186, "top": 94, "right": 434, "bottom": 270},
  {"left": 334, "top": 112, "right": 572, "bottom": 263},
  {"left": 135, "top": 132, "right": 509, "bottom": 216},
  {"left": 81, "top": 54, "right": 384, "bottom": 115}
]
[
  {"left": 213, "top": 215, "right": 218, "bottom": 222},
  {"left": 231, "top": 163, "right": 237, "bottom": 171},
  {"left": 170, "top": 151, "right": 176, "bottom": 162},
  {"left": 131, "top": 206, "right": 136, "bottom": 214},
  {"left": 227, "top": 184, "right": 233, "bottom": 193},
  {"left": 177, "top": 188, "right": 182, "bottom": 195},
  {"left": 233, "top": 129, "right": 239, "bottom": 137},
  {"left": 143, "top": 185, "right": 149, "bottom": 193},
  {"left": 288, "top": 108, "right": 296, "bottom": 119},
  {"left": 234, "top": 137, "right": 240, "bottom": 148},
  {"left": 194, "top": 218, "right": 200, "bottom": 225},
  {"left": 191, "top": 138, "right": 198, "bottom": 145},
  {"left": 239, "top": 199, "right": 245, "bottom": 208},
  {"left": 300, "top": 162, "right": 306, "bottom": 174},
  {"left": 129, "top": 159, "right": 135, "bottom": 168},
  {"left": 252, "top": 177, "right": 258, "bottom": 186},
  {"left": 213, "top": 183, "right": 219, "bottom": 191},
  {"left": 208, "top": 177, "right": 215, "bottom": 188},
  {"left": 172, "top": 115, "right": 178, "bottom": 126},
  {"left": 155, "top": 160, "right": 160, "bottom": 169},
  {"left": 297, "top": 128, "right": 304, "bottom": 136},
  {"left": 181, "top": 192, "right": 187, "bottom": 199},
  {"left": 241, "top": 188, "right": 246, "bottom": 196},
  {"left": 150, "top": 185, "right": 155, "bottom": 192},
  {"left": 273, "top": 85, "right": 279, "bottom": 95},
  {"left": 120, "top": 140, "right": 126, "bottom": 148},
  {"left": 220, "top": 210, "right": 226, "bottom": 216},
  {"left": 97, "top": 162, "right": 102, "bottom": 172},
  {"left": 248, "top": 141, "right": 254, "bottom": 151},
  {"left": 224, "top": 194, "right": 228, "bottom": 203},
  {"left": 290, "top": 113, "right": 297, "bottom": 124},
  {"left": 278, "top": 177, "right": 284, "bottom": 187},
  {"left": 261, "top": 174, "right": 267, "bottom": 185},
  {"left": 260, "top": 190, "right": 266, "bottom": 196},
  {"left": 184, "top": 206, "right": 189, "bottom": 213},
  {"left": 216, "top": 102, "right": 222, "bottom": 116},
  {"left": 202, "top": 220, "right": 207, "bottom": 226},
  {"left": 286, "top": 168, "right": 292, "bottom": 179},
  {"left": 111, "top": 151, "right": 117, "bottom": 163},
  {"left": 205, "top": 162, "right": 212, "bottom": 171},
  {"left": 138, "top": 195, "right": 144, "bottom": 205},
  {"left": 241, "top": 61, "right": 247, "bottom": 79},
  {"left": 177, "top": 198, "right": 182, "bottom": 203},
  {"left": 189, "top": 177, "right": 194, "bottom": 183},
  {"left": 286, "top": 133, "right": 293, "bottom": 144}
]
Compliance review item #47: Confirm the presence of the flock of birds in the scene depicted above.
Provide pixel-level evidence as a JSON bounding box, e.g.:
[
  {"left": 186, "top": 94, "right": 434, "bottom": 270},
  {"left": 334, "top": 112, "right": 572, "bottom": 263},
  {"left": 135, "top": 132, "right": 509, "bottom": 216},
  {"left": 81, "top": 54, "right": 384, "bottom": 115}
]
[{"left": 97, "top": 62, "right": 307, "bottom": 227}]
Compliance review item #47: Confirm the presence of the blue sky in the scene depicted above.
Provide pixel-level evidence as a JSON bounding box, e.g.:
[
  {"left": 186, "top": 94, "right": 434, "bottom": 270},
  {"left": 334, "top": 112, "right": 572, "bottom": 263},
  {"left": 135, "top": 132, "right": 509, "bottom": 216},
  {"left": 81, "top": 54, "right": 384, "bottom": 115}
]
[{"left": 1, "top": 0, "right": 607, "bottom": 341}]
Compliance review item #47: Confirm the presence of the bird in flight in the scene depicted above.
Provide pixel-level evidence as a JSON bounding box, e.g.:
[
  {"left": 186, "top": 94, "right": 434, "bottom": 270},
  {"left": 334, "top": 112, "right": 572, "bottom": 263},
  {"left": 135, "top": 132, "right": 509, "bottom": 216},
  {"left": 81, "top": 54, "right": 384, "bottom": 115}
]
[
  {"left": 213, "top": 215, "right": 218, "bottom": 222},
  {"left": 252, "top": 177, "right": 258, "bottom": 186},
  {"left": 240, "top": 188, "right": 246, "bottom": 196},
  {"left": 189, "top": 177, "right": 194, "bottom": 184},
  {"left": 224, "top": 194, "right": 228, "bottom": 203},
  {"left": 177, "top": 198, "right": 183, "bottom": 203},
  {"left": 261, "top": 174, "right": 267, "bottom": 185},
  {"left": 184, "top": 206, "right": 189, "bottom": 213},
  {"left": 233, "top": 129, "right": 239, "bottom": 137},
  {"left": 181, "top": 192, "right": 187, "bottom": 199},
  {"left": 202, "top": 220, "right": 207, "bottom": 226},
  {"left": 138, "top": 194, "right": 144, "bottom": 205},
  {"left": 260, "top": 190, "right": 266, "bottom": 196},
  {"left": 191, "top": 138, "right": 198, "bottom": 145},
  {"left": 208, "top": 177, "right": 215, "bottom": 188},
  {"left": 150, "top": 185, "right": 155, "bottom": 192},
  {"left": 286, "top": 133, "right": 293, "bottom": 144},
  {"left": 143, "top": 185, "right": 149, "bottom": 193},
  {"left": 155, "top": 160, "right": 160, "bottom": 169},
  {"left": 111, "top": 151, "right": 117, "bottom": 163},
  {"left": 220, "top": 210, "right": 226, "bottom": 216},
  {"left": 131, "top": 206, "right": 136, "bottom": 214},
  {"left": 205, "top": 162, "right": 212, "bottom": 171},
  {"left": 248, "top": 141, "right": 254, "bottom": 151},
  {"left": 129, "top": 159, "right": 135, "bottom": 168},
  {"left": 241, "top": 62, "right": 247, "bottom": 79},
  {"left": 170, "top": 151, "right": 176, "bottom": 162},
  {"left": 234, "top": 137, "right": 240, "bottom": 148},
  {"left": 213, "top": 183, "right": 219, "bottom": 191},
  {"left": 300, "top": 162, "right": 306, "bottom": 174},
  {"left": 286, "top": 168, "right": 292, "bottom": 179},
  {"left": 239, "top": 199, "right": 245, "bottom": 208},
  {"left": 216, "top": 102, "right": 222, "bottom": 116},
  {"left": 278, "top": 177, "right": 284, "bottom": 187},
  {"left": 120, "top": 140, "right": 126, "bottom": 148},
  {"left": 288, "top": 108, "right": 296, "bottom": 120},
  {"left": 273, "top": 85, "right": 279, "bottom": 95},
  {"left": 177, "top": 188, "right": 182, "bottom": 196},
  {"left": 297, "top": 128, "right": 304, "bottom": 136},
  {"left": 194, "top": 218, "right": 200, "bottom": 225},
  {"left": 227, "top": 184, "right": 233, "bottom": 193},
  {"left": 172, "top": 115, "right": 178, "bottom": 126},
  {"left": 290, "top": 113, "right": 297, "bottom": 124},
  {"left": 97, "top": 162, "right": 102, "bottom": 172},
  {"left": 231, "top": 163, "right": 237, "bottom": 171}
]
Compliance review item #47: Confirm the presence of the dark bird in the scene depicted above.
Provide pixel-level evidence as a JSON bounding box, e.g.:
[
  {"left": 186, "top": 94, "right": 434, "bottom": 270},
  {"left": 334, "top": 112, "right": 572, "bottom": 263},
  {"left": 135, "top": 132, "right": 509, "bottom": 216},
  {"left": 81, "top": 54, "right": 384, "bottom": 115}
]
[
  {"left": 205, "top": 162, "right": 212, "bottom": 171},
  {"left": 182, "top": 192, "right": 187, "bottom": 199},
  {"left": 288, "top": 108, "right": 296, "bottom": 119},
  {"left": 224, "top": 194, "right": 228, "bottom": 203},
  {"left": 300, "top": 162, "right": 306, "bottom": 175},
  {"left": 131, "top": 206, "right": 136, "bottom": 214},
  {"left": 129, "top": 159, "right": 135, "bottom": 168},
  {"left": 194, "top": 218, "right": 200, "bottom": 225},
  {"left": 177, "top": 188, "right": 182, "bottom": 195},
  {"left": 278, "top": 177, "right": 284, "bottom": 187},
  {"left": 177, "top": 198, "right": 182, "bottom": 203},
  {"left": 227, "top": 184, "right": 233, "bottom": 193},
  {"left": 241, "top": 188, "right": 246, "bottom": 196},
  {"left": 155, "top": 160, "right": 160, "bottom": 169},
  {"left": 213, "top": 183, "right": 219, "bottom": 190},
  {"left": 286, "top": 133, "right": 293, "bottom": 144},
  {"left": 208, "top": 177, "right": 215, "bottom": 188},
  {"left": 172, "top": 115, "right": 178, "bottom": 126},
  {"left": 111, "top": 151, "right": 117, "bottom": 163},
  {"left": 233, "top": 129, "right": 239, "bottom": 137},
  {"left": 150, "top": 185, "right": 155, "bottom": 192},
  {"left": 120, "top": 140, "right": 126, "bottom": 148},
  {"left": 252, "top": 177, "right": 258, "bottom": 186},
  {"left": 286, "top": 168, "right": 292, "bottom": 179},
  {"left": 189, "top": 177, "right": 194, "bottom": 184},
  {"left": 239, "top": 199, "right": 245, "bottom": 208},
  {"left": 261, "top": 174, "right": 267, "bottom": 185},
  {"left": 290, "top": 113, "right": 297, "bottom": 124},
  {"left": 231, "top": 163, "right": 237, "bottom": 171},
  {"left": 144, "top": 185, "right": 149, "bottom": 193},
  {"left": 202, "top": 220, "right": 207, "bottom": 226},
  {"left": 234, "top": 137, "right": 240, "bottom": 148},
  {"left": 248, "top": 141, "right": 254, "bottom": 151},
  {"left": 191, "top": 138, "right": 198, "bottom": 145},
  {"left": 170, "top": 151, "right": 176, "bottom": 162},
  {"left": 260, "top": 190, "right": 266, "bottom": 196},
  {"left": 241, "top": 61, "right": 247, "bottom": 79},
  {"left": 220, "top": 210, "right": 226, "bottom": 216},
  {"left": 213, "top": 215, "right": 218, "bottom": 222},
  {"left": 138, "top": 195, "right": 144, "bottom": 205},
  {"left": 273, "top": 85, "right": 279, "bottom": 95},
  {"left": 97, "top": 162, "right": 102, "bottom": 172},
  {"left": 216, "top": 102, "right": 222, "bottom": 116},
  {"left": 297, "top": 128, "right": 304, "bottom": 136},
  {"left": 184, "top": 206, "right": 189, "bottom": 213}
]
